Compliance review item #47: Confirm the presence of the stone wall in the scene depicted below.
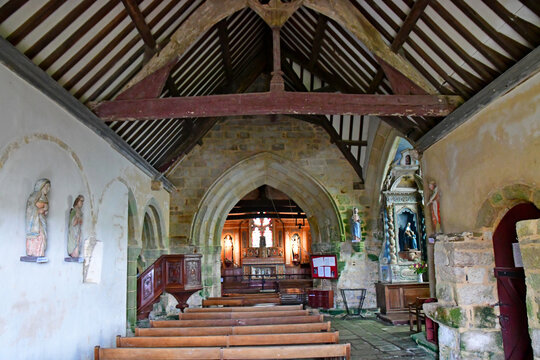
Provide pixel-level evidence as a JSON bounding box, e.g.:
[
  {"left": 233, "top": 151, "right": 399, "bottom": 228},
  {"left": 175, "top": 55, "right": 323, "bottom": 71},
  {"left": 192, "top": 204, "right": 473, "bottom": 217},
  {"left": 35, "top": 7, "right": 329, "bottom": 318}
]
[
  {"left": 425, "top": 232, "right": 503, "bottom": 359},
  {"left": 167, "top": 116, "right": 378, "bottom": 307},
  {"left": 517, "top": 219, "right": 540, "bottom": 358}
]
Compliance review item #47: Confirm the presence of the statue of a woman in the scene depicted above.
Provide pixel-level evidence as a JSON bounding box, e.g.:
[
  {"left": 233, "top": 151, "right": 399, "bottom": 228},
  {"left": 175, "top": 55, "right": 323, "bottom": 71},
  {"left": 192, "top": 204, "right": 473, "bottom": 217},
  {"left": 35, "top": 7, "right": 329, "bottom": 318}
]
[
  {"left": 404, "top": 222, "right": 418, "bottom": 250},
  {"left": 67, "top": 195, "right": 84, "bottom": 258},
  {"left": 426, "top": 181, "right": 441, "bottom": 233},
  {"left": 351, "top": 207, "right": 362, "bottom": 242},
  {"left": 25, "top": 179, "right": 51, "bottom": 257}
]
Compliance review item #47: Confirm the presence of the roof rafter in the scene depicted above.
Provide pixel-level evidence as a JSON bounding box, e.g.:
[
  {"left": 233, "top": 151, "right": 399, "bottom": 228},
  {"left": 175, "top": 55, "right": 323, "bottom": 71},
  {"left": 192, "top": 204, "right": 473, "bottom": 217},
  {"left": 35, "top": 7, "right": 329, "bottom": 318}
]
[{"left": 367, "top": 0, "right": 429, "bottom": 94}]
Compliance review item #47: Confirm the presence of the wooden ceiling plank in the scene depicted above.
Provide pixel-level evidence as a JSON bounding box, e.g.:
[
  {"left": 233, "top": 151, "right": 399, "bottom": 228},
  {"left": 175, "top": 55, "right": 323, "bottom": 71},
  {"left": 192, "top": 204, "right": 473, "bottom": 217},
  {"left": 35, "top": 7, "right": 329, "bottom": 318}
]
[
  {"left": 308, "top": 14, "right": 328, "bottom": 69},
  {"left": 428, "top": 0, "right": 512, "bottom": 72},
  {"left": 88, "top": 48, "right": 145, "bottom": 102},
  {"left": 121, "top": 0, "right": 157, "bottom": 51},
  {"left": 452, "top": 0, "right": 530, "bottom": 60},
  {"left": 122, "top": 0, "right": 247, "bottom": 93},
  {"left": 519, "top": 0, "right": 540, "bottom": 18},
  {"left": 416, "top": 44, "right": 540, "bottom": 151},
  {"left": 67, "top": 0, "right": 163, "bottom": 94},
  {"left": 481, "top": 0, "right": 540, "bottom": 43},
  {"left": 361, "top": 2, "right": 472, "bottom": 98},
  {"left": 24, "top": 0, "right": 95, "bottom": 59},
  {"left": 93, "top": 92, "right": 461, "bottom": 121},
  {"left": 303, "top": 0, "right": 437, "bottom": 94},
  {"left": 383, "top": 0, "right": 485, "bottom": 91},
  {"left": 40, "top": 0, "right": 122, "bottom": 73},
  {"left": 92, "top": 1, "right": 192, "bottom": 102},
  {"left": 415, "top": 8, "right": 499, "bottom": 80},
  {"left": 6, "top": 0, "right": 64, "bottom": 46},
  {"left": 0, "top": 0, "right": 29, "bottom": 24}
]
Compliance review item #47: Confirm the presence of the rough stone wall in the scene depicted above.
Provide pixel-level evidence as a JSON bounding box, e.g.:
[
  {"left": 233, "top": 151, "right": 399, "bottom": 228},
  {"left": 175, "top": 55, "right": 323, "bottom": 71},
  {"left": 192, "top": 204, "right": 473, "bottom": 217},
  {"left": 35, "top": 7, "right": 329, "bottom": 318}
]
[
  {"left": 517, "top": 219, "right": 540, "bottom": 358},
  {"left": 168, "top": 116, "right": 378, "bottom": 306},
  {"left": 424, "top": 232, "right": 503, "bottom": 359}
]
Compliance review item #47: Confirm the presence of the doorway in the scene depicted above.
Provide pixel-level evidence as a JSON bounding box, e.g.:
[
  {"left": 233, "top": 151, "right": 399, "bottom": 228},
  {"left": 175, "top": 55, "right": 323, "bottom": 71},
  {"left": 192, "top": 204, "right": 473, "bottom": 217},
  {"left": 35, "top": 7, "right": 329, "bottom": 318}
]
[{"left": 493, "top": 202, "right": 540, "bottom": 359}]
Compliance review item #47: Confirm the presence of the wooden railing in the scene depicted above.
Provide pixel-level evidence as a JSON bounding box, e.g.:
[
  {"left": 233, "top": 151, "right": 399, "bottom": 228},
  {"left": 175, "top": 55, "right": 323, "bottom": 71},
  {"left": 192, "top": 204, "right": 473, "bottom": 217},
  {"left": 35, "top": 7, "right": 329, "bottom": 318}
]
[{"left": 137, "top": 254, "right": 202, "bottom": 320}]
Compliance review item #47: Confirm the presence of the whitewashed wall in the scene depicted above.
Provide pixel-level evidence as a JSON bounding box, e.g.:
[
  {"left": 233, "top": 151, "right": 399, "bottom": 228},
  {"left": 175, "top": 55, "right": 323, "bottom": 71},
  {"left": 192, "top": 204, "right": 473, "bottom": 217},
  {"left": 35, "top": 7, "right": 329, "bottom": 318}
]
[{"left": 0, "top": 63, "right": 169, "bottom": 359}]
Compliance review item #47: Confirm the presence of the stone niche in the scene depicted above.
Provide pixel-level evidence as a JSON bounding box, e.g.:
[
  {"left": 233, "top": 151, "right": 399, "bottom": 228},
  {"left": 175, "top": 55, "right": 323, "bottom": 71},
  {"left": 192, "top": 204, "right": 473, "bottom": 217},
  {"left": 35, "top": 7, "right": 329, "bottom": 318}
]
[{"left": 379, "top": 148, "right": 426, "bottom": 283}]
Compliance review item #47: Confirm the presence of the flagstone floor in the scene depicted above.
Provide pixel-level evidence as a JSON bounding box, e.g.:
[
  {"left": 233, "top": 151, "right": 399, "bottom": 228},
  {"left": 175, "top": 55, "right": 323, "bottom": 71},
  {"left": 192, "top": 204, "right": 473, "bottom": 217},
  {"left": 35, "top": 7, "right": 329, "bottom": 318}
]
[{"left": 328, "top": 316, "right": 435, "bottom": 359}]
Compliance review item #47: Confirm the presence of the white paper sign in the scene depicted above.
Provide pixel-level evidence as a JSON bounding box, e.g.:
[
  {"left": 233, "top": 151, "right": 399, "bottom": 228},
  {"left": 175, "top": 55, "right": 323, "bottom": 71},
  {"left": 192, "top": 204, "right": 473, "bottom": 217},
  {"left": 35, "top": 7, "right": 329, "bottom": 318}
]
[
  {"left": 324, "top": 266, "right": 331, "bottom": 278},
  {"left": 325, "top": 256, "right": 336, "bottom": 266},
  {"left": 313, "top": 257, "right": 324, "bottom": 267}
]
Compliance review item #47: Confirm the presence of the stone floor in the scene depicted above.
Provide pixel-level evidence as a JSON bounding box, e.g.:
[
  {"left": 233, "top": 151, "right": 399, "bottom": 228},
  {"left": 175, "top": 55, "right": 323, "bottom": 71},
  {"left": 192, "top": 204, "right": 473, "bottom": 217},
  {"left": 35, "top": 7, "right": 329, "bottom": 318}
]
[{"left": 328, "top": 316, "right": 435, "bottom": 359}]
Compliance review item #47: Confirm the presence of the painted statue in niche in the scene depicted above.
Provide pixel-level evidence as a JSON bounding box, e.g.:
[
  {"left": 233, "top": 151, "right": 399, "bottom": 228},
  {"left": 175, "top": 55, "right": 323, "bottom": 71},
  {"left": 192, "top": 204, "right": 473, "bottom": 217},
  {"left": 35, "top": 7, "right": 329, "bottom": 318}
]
[
  {"left": 66, "top": 195, "right": 84, "bottom": 261},
  {"left": 426, "top": 181, "right": 441, "bottom": 233},
  {"left": 397, "top": 209, "right": 418, "bottom": 251},
  {"left": 23, "top": 179, "right": 51, "bottom": 261},
  {"left": 351, "top": 207, "right": 362, "bottom": 242}
]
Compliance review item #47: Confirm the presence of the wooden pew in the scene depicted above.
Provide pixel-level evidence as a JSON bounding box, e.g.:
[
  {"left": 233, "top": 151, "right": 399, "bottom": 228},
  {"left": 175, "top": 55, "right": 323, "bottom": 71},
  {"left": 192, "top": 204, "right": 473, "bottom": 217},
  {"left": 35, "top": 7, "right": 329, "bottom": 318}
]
[
  {"left": 179, "top": 309, "right": 309, "bottom": 320},
  {"left": 135, "top": 321, "right": 332, "bottom": 337},
  {"left": 116, "top": 331, "right": 339, "bottom": 347},
  {"left": 151, "top": 314, "right": 324, "bottom": 328},
  {"left": 221, "top": 292, "right": 278, "bottom": 297},
  {"left": 202, "top": 297, "right": 280, "bottom": 307},
  {"left": 185, "top": 304, "right": 302, "bottom": 313},
  {"left": 95, "top": 343, "right": 351, "bottom": 359}
]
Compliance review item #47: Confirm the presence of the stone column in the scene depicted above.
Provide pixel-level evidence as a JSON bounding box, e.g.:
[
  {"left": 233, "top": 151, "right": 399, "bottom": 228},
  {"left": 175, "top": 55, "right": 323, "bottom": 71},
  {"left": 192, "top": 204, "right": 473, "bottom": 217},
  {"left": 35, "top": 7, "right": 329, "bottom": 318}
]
[{"left": 517, "top": 218, "right": 540, "bottom": 358}]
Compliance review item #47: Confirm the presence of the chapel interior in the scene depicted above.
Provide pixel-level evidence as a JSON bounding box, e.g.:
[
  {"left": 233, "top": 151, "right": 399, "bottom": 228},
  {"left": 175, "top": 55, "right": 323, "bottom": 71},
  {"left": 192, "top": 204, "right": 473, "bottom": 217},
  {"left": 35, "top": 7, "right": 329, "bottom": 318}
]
[{"left": 1, "top": 0, "right": 539, "bottom": 359}]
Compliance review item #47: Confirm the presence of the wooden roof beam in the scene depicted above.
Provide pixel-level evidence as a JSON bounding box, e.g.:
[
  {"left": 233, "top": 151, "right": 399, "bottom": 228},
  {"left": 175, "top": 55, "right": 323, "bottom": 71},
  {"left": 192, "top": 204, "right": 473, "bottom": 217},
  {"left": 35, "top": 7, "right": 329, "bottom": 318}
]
[
  {"left": 217, "top": 19, "right": 234, "bottom": 85},
  {"left": 303, "top": 0, "right": 436, "bottom": 94},
  {"left": 93, "top": 92, "right": 461, "bottom": 121},
  {"left": 122, "top": 0, "right": 157, "bottom": 52},
  {"left": 367, "top": 0, "right": 429, "bottom": 93},
  {"left": 308, "top": 14, "right": 327, "bottom": 70}
]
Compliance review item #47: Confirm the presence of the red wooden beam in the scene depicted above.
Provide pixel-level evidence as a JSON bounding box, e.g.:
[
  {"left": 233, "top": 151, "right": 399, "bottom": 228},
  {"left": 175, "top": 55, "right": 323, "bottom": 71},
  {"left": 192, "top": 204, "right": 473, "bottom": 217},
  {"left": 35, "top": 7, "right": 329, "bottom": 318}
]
[{"left": 92, "top": 92, "right": 461, "bottom": 121}]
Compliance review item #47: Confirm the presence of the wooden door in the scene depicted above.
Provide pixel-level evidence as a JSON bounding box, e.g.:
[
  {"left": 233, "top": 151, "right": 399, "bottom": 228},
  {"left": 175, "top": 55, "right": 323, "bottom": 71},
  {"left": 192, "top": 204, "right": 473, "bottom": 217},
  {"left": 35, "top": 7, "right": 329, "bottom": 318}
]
[{"left": 493, "top": 203, "right": 540, "bottom": 359}]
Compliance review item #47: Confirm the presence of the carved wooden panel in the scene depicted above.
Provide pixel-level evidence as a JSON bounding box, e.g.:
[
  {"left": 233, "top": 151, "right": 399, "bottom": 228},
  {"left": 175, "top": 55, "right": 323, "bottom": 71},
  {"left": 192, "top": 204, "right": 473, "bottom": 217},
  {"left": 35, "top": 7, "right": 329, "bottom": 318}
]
[
  {"left": 141, "top": 268, "right": 154, "bottom": 304},
  {"left": 186, "top": 259, "right": 201, "bottom": 286},
  {"left": 167, "top": 261, "right": 183, "bottom": 284},
  {"left": 154, "top": 262, "right": 163, "bottom": 290}
]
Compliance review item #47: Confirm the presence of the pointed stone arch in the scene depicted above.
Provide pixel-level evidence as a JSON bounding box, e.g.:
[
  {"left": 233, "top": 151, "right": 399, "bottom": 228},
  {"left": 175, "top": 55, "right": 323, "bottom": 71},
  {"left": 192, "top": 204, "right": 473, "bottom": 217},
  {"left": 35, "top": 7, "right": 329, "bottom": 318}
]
[{"left": 191, "top": 152, "right": 343, "bottom": 296}]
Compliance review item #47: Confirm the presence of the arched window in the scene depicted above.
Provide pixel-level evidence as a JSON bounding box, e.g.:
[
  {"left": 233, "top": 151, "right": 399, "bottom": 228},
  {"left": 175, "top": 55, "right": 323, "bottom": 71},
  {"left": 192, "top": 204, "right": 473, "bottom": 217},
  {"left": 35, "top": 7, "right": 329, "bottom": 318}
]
[{"left": 251, "top": 218, "right": 273, "bottom": 247}]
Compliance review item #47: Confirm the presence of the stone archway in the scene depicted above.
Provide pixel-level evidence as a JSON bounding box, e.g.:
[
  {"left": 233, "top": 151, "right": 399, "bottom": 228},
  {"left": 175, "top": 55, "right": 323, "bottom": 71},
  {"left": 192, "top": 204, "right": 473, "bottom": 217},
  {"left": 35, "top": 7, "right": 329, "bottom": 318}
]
[{"left": 191, "top": 152, "right": 343, "bottom": 296}]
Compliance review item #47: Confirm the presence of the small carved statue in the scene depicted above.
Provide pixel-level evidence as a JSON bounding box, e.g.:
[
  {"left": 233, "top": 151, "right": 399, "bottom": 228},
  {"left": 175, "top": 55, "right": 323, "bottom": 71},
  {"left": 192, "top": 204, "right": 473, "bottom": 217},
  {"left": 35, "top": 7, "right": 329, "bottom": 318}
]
[
  {"left": 25, "top": 179, "right": 51, "bottom": 257},
  {"left": 426, "top": 181, "right": 441, "bottom": 233},
  {"left": 404, "top": 222, "right": 418, "bottom": 250},
  {"left": 351, "top": 207, "right": 362, "bottom": 242},
  {"left": 67, "top": 195, "right": 84, "bottom": 258}
]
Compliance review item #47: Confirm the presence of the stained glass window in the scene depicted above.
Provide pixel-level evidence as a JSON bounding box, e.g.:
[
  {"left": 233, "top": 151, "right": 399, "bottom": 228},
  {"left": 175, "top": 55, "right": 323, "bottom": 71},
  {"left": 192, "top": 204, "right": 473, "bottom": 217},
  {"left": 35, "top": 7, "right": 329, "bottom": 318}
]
[{"left": 251, "top": 218, "right": 273, "bottom": 247}]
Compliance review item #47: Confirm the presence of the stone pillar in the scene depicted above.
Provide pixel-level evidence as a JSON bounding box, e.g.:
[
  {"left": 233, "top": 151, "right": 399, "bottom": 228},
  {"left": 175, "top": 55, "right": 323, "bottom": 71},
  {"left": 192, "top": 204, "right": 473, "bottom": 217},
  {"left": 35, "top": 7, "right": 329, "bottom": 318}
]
[
  {"left": 423, "top": 232, "right": 503, "bottom": 359},
  {"left": 517, "top": 218, "right": 540, "bottom": 358},
  {"left": 126, "top": 246, "right": 141, "bottom": 334}
]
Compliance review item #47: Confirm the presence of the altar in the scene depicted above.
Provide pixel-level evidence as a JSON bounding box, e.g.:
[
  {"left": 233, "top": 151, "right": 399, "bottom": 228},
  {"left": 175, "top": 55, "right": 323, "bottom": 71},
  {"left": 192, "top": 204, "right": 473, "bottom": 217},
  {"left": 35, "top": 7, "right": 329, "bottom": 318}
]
[{"left": 242, "top": 247, "right": 285, "bottom": 279}]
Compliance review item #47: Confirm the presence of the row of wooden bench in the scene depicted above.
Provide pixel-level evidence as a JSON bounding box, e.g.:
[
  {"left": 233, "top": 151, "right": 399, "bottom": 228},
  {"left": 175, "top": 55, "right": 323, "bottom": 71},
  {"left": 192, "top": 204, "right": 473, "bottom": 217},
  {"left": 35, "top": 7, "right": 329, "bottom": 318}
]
[{"left": 95, "top": 303, "right": 351, "bottom": 359}]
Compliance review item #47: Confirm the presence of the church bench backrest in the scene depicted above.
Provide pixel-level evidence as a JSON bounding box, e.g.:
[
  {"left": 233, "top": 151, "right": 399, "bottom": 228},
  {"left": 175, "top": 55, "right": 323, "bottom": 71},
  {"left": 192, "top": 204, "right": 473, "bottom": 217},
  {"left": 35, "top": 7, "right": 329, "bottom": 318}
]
[
  {"left": 116, "top": 331, "right": 339, "bottom": 347},
  {"left": 202, "top": 297, "right": 281, "bottom": 307},
  {"left": 135, "top": 321, "right": 332, "bottom": 336},
  {"left": 185, "top": 304, "right": 302, "bottom": 312},
  {"left": 95, "top": 343, "right": 351, "bottom": 360},
  {"left": 178, "top": 309, "right": 308, "bottom": 320},
  {"left": 151, "top": 314, "right": 324, "bottom": 328}
]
